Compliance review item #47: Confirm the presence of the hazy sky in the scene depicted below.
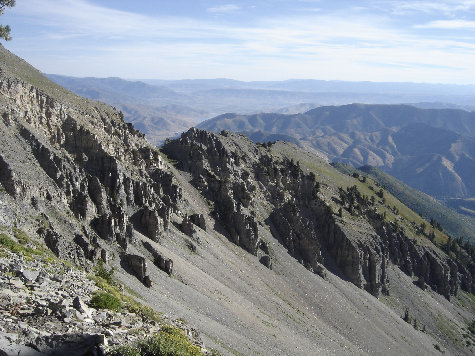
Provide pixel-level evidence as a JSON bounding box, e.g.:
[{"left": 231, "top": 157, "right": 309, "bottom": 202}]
[{"left": 2, "top": 0, "right": 475, "bottom": 83}]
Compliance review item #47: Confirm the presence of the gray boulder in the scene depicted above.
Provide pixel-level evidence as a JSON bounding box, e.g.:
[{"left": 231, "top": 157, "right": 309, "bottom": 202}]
[{"left": 125, "top": 254, "right": 152, "bottom": 287}]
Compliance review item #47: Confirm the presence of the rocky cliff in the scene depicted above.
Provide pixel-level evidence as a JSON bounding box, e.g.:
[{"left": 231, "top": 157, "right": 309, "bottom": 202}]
[
  {"left": 163, "top": 128, "right": 472, "bottom": 299},
  {"left": 0, "top": 46, "right": 208, "bottom": 354},
  {"left": 0, "top": 47, "right": 184, "bottom": 271}
]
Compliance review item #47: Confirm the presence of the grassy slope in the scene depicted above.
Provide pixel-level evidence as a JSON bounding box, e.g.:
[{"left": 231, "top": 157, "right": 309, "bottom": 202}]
[
  {"left": 0, "top": 45, "right": 113, "bottom": 115},
  {"left": 349, "top": 164, "right": 475, "bottom": 242},
  {"left": 271, "top": 142, "right": 450, "bottom": 246}
]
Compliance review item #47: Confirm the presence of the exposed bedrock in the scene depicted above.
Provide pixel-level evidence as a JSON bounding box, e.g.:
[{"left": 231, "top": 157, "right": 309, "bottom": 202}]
[
  {"left": 140, "top": 206, "right": 164, "bottom": 242},
  {"left": 0, "top": 154, "right": 21, "bottom": 196},
  {"left": 142, "top": 241, "right": 173, "bottom": 275},
  {"left": 125, "top": 253, "right": 152, "bottom": 287},
  {"left": 163, "top": 128, "right": 466, "bottom": 299},
  {"left": 0, "top": 74, "right": 183, "bottom": 265}
]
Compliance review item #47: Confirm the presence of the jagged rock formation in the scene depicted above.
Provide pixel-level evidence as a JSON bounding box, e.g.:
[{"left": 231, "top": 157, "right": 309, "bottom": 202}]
[
  {"left": 140, "top": 206, "right": 164, "bottom": 242},
  {"left": 163, "top": 129, "right": 260, "bottom": 255},
  {"left": 164, "top": 128, "right": 471, "bottom": 299},
  {"left": 142, "top": 241, "right": 173, "bottom": 275},
  {"left": 0, "top": 46, "right": 183, "bottom": 269},
  {"left": 179, "top": 215, "right": 197, "bottom": 238},
  {"left": 125, "top": 253, "right": 152, "bottom": 287}
]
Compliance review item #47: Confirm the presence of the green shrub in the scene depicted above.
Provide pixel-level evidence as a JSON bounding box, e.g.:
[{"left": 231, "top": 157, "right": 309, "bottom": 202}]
[
  {"left": 13, "top": 227, "right": 30, "bottom": 245},
  {"left": 112, "top": 326, "right": 203, "bottom": 356},
  {"left": 403, "top": 308, "right": 410, "bottom": 323},
  {"left": 0, "top": 233, "right": 18, "bottom": 251},
  {"left": 89, "top": 274, "right": 163, "bottom": 323},
  {"left": 0, "top": 232, "right": 43, "bottom": 257},
  {"left": 94, "top": 260, "right": 115, "bottom": 285},
  {"left": 469, "top": 320, "right": 475, "bottom": 334},
  {"left": 90, "top": 292, "right": 122, "bottom": 311}
]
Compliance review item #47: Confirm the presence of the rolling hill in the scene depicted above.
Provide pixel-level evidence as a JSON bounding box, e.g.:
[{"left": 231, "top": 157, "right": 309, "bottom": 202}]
[{"left": 198, "top": 105, "right": 475, "bottom": 201}]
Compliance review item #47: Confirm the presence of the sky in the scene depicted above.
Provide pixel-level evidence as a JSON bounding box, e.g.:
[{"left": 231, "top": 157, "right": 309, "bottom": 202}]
[{"left": 1, "top": 0, "right": 475, "bottom": 84}]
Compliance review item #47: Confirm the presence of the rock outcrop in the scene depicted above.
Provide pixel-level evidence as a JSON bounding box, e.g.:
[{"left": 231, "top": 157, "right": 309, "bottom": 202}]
[
  {"left": 0, "top": 51, "right": 182, "bottom": 269},
  {"left": 0, "top": 249, "right": 201, "bottom": 355},
  {"left": 140, "top": 206, "right": 163, "bottom": 242},
  {"left": 189, "top": 213, "right": 206, "bottom": 231},
  {"left": 163, "top": 129, "right": 260, "bottom": 255},
  {"left": 125, "top": 253, "right": 152, "bottom": 287},
  {"left": 179, "top": 215, "right": 197, "bottom": 238},
  {"left": 142, "top": 241, "right": 173, "bottom": 275},
  {"left": 164, "top": 128, "right": 470, "bottom": 299}
]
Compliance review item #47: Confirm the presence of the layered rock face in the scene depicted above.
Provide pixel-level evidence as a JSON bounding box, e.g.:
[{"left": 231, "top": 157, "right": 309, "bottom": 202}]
[
  {"left": 164, "top": 128, "right": 470, "bottom": 299},
  {"left": 0, "top": 51, "right": 182, "bottom": 271},
  {"left": 163, "top": 129, "right": 261, "bottom": 255}
]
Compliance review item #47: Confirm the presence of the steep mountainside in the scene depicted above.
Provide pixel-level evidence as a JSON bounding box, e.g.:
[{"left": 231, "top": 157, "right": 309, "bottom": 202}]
[
  {"left": 1, "top": 46, "right": 475, "bottom": 355},
  {"left": 198, "top": 105, "right": 475, "bottom": 200},
  {"left": 445, "top": 198, "right": 475, "bottom": 218},
  {"left": 331, "top": 163, "right": 475, "bottom": 243}
]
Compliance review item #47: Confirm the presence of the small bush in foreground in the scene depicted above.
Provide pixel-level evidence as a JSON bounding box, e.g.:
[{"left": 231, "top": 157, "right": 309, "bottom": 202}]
[
  {"left": 94, "top": 260, "right": 115, "bottom": 285},
  {"left": 469, "top": 320, "right": 475, "bottom": 334},
  {"left": 112, "top": 326, "right": 203, "bottom": 356},
  {"left": 0, "top": 232, "right": 43, "bottom": 257},
  {"left": 13, "top": 227, "right": 31, "bottom": 245},
  {"left": 0, "top": 233, "right": 17, "bottom": 250},
  {"left": 89, "top": 292, "right": 122, "bottom": 311},
  {"left": 90, "top": 273, "right": 163, "bottom": 323}
]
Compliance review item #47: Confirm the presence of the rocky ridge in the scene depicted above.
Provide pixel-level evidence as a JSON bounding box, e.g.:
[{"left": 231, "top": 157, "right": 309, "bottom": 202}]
[
  {"left": 0, "top": 44, "right": 183, "bottom": 273},
  {"left": 163, "top": 128, "right": 472, "bottom": 299}
]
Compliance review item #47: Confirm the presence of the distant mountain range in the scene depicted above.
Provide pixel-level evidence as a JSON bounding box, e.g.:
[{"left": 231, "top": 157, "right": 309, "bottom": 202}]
[
  {"left": 46, "top": 75, "right": 204, "bottom": 145},
  {"left": 142, "top": 77, "right": 475, "bottom": 97},
  {"left": 198, "top": 104, "right": 475, "bottom": 202},
  {"left": 47, "top": 75, "right": 475, "bottom": 145}
]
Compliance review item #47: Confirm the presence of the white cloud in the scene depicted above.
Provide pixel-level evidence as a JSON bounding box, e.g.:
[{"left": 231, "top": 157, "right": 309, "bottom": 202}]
[
  {"left": 7, "top": 0, "right": 475, "bottom": 83},
  {"left": 416, "top": 20, "right": 475, "bottom": 29},
  {"left": 385, "top": 0, "right": 475, "bottom": 15},
  {"left": 206, "top": 4, "right": 240, "bottom": 14},
  {"left": 14, "top": 0, "right": 218, "bottom": 39}
]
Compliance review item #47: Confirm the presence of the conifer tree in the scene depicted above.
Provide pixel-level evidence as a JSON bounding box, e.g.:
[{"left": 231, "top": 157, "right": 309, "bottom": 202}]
[{"left": 0, "top": 1, "right": 15, "bottom": 41}]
